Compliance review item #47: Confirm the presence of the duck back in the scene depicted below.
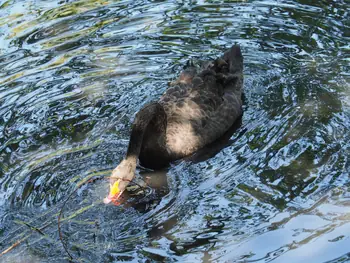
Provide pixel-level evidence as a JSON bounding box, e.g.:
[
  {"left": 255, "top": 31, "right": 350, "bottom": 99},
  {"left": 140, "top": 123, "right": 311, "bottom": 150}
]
[{"left": 159, "top": 45, "right": 244, "bottom": 159}]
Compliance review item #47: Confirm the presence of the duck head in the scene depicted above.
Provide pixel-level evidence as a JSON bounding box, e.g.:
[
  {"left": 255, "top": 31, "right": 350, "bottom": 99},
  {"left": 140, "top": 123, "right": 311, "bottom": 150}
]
[{"left": 103, "top": 159, "right": 136, "bottom": 204}]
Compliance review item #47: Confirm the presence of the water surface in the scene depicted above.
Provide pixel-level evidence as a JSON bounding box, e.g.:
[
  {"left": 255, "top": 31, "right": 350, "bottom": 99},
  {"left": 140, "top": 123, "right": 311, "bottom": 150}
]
[{"left": 0, "top": 0, "right": 349, "bottom": 262}]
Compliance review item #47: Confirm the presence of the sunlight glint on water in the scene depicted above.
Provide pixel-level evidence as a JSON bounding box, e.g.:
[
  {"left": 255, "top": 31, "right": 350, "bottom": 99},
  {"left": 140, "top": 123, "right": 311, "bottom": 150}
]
[{"left": 0, "top": 0, "right": 349, "bottom": 262}]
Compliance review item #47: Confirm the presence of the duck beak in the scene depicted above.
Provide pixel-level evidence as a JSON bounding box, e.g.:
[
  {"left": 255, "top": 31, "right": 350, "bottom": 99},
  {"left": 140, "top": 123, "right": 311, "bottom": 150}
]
[{"left": 103, "top": 180, "right": 123, "bottom": 204}]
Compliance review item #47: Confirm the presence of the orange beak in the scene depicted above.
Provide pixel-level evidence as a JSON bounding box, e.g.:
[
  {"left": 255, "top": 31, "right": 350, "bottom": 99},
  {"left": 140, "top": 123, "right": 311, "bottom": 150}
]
[{"left": 103, "top": 180, "right": 122, "bottom": 204}]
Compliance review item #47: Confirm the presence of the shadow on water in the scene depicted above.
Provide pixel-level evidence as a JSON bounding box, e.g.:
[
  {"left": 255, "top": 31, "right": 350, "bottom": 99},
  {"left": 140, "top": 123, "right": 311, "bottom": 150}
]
[
  {"left": 0, "top": 0, "right": 349, "bottom": 262},
  {"left": 188, "top": 116, "right": 244, "bottom": 164}
]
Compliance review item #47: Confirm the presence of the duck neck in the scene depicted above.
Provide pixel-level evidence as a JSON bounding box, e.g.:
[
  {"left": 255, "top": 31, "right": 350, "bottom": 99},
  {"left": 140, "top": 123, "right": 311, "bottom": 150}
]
[{"left": 125, "top": 102, "right": 166, "bottom": 162}]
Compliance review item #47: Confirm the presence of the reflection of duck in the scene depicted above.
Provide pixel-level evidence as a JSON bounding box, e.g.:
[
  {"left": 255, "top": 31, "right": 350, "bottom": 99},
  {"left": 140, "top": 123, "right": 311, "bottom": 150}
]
[{"left": 104, "top": 45, "right": 243, "bottom": 204}]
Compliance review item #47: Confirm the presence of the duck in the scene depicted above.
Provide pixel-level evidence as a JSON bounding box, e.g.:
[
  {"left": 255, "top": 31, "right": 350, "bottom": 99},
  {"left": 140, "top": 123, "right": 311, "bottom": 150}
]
[{"left": 104, "top": 45, "right": 243, "bottom": 204}]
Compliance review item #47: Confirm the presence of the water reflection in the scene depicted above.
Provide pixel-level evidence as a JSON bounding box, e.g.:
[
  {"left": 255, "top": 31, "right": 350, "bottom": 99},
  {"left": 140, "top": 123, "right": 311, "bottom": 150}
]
[{"left": 0, "top": 0, "right": 349, "bottom": 262}]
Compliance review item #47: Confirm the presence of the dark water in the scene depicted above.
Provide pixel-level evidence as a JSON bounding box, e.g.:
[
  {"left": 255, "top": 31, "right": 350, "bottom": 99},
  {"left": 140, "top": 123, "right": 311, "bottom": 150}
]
[{"left": 0, "top": 0, "right": 349, "bottom": 262}]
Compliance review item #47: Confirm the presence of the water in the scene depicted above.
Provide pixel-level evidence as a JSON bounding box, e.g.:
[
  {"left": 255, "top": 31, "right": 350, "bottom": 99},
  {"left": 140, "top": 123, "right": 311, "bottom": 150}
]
[{"left": 0, "top": 0, "right": 349, "bottom": 262}]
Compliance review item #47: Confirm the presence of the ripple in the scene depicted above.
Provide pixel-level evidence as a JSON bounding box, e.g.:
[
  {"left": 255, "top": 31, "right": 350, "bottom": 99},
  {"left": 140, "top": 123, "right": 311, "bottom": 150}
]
[{"left": 0, "top": 0, "right": 349, "bottom": 262}]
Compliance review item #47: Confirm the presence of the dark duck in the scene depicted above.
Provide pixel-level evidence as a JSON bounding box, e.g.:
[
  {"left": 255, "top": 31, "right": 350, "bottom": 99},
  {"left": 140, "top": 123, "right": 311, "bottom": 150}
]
[{"left": 104, "top": 45, "right": 243, "bottom": 204}]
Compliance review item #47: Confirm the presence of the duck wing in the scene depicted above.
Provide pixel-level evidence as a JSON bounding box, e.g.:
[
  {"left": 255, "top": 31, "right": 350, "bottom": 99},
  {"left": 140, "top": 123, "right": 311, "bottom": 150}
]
[{"left": 159, "top": 45, "right": 243, "bottom": 156}]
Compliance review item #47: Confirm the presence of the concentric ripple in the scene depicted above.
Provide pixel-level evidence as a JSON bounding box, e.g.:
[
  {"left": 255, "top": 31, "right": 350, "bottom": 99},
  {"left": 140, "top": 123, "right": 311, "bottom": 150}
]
[{"left": 0, "top": 0, "right": 349, "bottom": 262}]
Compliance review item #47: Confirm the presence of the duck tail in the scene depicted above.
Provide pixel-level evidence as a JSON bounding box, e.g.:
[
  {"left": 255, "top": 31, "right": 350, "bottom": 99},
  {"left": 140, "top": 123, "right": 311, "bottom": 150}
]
[{"left": 223, "top": 45, "right": 243, "bottom": 74}]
